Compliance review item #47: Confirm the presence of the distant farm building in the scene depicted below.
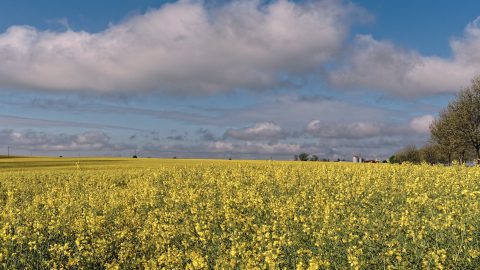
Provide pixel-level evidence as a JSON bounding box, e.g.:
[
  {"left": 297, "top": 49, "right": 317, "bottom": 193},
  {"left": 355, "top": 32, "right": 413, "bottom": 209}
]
[
  {"left": 353, "top": 155, "right": 381, "bottom": 163},
  {"left": 353, "top": 155, "right": 363, "bottom": 163}
]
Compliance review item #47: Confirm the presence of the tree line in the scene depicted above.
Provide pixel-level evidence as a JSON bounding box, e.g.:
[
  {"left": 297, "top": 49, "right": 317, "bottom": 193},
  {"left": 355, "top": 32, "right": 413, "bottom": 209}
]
[{"left": 391, "top": 76, "right": 480, "bottom": 165}]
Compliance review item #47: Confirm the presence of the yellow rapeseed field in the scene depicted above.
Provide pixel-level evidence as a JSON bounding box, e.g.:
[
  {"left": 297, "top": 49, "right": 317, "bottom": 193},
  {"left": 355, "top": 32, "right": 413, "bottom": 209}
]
[{"left": 0, "top": 157, "right": 479, "bottom": 269}]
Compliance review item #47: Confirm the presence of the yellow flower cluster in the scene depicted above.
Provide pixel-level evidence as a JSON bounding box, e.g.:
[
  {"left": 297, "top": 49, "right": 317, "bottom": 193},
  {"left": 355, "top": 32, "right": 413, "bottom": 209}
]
[{"left": 0, "top": 159, "right": 479, "bottom": 269}]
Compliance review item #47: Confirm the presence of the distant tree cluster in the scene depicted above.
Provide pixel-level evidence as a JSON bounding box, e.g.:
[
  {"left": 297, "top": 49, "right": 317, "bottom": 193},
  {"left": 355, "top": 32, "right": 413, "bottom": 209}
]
[
  {"left": 392, "top": 76, "right": 480, "bottom": 165},
  {"left": 294, "top": 153, "right": 320, "bottom": 161},
  {"left": 389, "top": 144, "right": 449, "bottom": 165}
]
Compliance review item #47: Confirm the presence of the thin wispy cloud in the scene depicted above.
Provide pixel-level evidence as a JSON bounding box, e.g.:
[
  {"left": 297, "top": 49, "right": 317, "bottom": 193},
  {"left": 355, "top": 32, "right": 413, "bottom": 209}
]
[{"left": 0, "top": 114, "right": 147, "bottom": 131}]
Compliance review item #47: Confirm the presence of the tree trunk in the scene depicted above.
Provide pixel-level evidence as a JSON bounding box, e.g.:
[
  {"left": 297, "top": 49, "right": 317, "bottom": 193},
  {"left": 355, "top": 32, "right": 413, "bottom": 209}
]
[
  {"left": 459, "top": 150, "right": 466, "bottom": 164},
  {"left": 476, "top": 148, "right": 480, "bottom": 165}
]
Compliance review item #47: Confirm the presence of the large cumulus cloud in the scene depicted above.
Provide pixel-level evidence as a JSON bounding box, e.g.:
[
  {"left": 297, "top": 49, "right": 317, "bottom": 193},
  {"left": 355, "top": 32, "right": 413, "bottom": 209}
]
[{"left": 0, "top": 0, "right": 362, "bottom": 94}]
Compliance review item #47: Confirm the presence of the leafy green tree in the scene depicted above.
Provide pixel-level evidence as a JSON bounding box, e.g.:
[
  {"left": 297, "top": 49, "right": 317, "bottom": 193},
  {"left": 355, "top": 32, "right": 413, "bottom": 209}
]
[
  {"left": 419, "top": 143, "right": 448, "bottom": 165},
  {"left": 394, "top": 145, "right": 421, "bottom": 164},
  {"left": 310, "top": 155, "right": 319, "bottom": 161},
  {"left": 298, "top": 153, "right": 309, "bottom": 161},
  {"left": 430, "top": 76, "right": 480, "bottom": 163},
  {"left": 431, "top": 115, "right": 457, "bottom": 164}
]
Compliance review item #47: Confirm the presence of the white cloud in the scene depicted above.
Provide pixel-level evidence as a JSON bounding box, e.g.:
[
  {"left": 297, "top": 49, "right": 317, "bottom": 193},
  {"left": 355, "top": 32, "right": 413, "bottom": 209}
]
[
  {"left": 306, "top": 120, "right": 393, "bottom": 139},
  {"left": 140, "top": 133, "right": 427, "bottom": 160},
  {"left": 306, "top": 116, "right": 434, "bottom": 139},
  {"left": 209, "top": 141, "right": 234, "bottom": 152},
  {"left": 329, "top": 17, "right": 480, "bottom": 96},
  {"left": 224, "top": 122, "right": 284, "bottom": 140},
  {"left": 301, "top": 118, "right": 432, "bottom": 158},
  {"left": 0, "top": 129, "right": 131, "bottom": 152},
  {"left": 0, "top": 0, "right": 362, "bottom": 94},
  {"left": 188, "top": 117, "right": 430, "bottom": 158},
  {"left": 0, "top": 114, "right": 145, "bottom": 131},
  {"left": 409, "top": 114, "right": 434, "bottom": 134},
  {"left": 209, "top": 140, "right": 301, "bottom": 154}
]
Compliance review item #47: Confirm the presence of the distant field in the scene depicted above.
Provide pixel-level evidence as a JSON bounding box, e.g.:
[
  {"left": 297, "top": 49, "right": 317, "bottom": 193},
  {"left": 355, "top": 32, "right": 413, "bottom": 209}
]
[
  {"left": 0, "top": 157, "right": 240, "bottom": 170},
  {"left": 0, "top": 158, "right": 479, "bottom": 269}
]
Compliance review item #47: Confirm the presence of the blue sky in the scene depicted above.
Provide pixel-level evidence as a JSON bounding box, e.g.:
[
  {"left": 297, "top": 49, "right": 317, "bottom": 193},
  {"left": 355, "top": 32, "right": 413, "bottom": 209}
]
[{"left": 0, "top": 0, "right": 478, "bottom": 159}]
